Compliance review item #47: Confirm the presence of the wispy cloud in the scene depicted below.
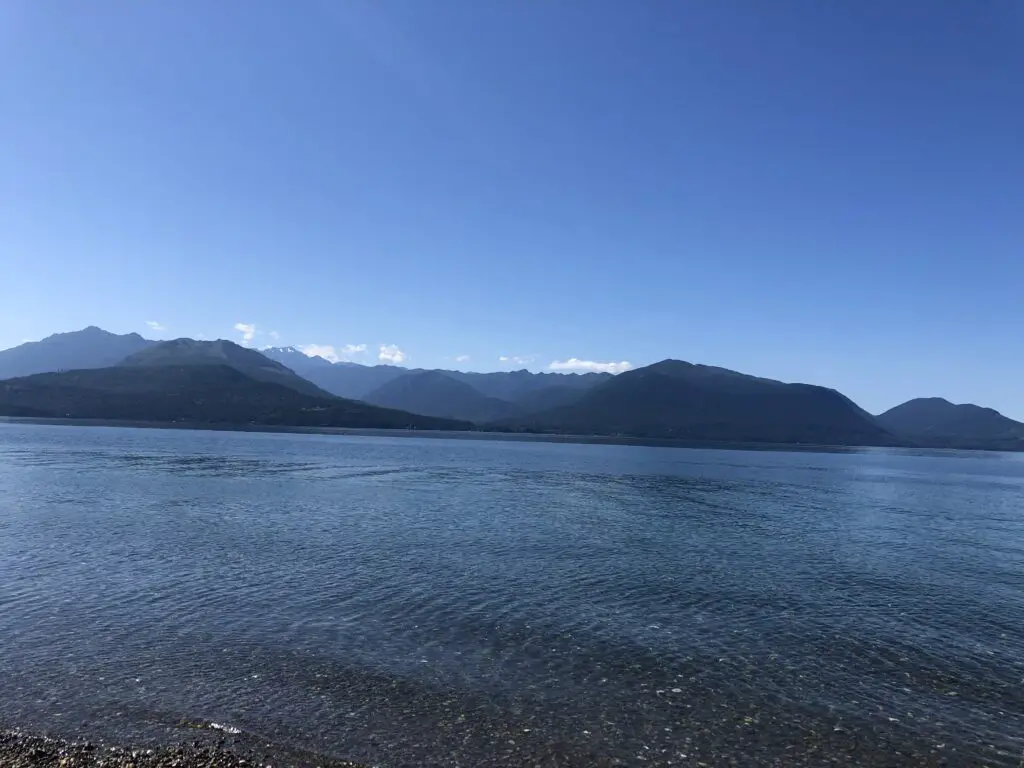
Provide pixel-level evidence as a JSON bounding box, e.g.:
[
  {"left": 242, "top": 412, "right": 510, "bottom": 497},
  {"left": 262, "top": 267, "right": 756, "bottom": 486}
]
[
  {"left": 145, "top": 321, "right": 166, "bottom": 332},
  {"left": 299, "top": 344, "right": 341, "bottom": 363},
  {"left": 298, "top": 343, "right": 367, "bottom": 363},
  {"left": 499, "top": 354, "right": 535, "bottom": 366},
  {"left": 379, "top": 344, "right": 406, "bottom": 364},
  {"left": 268, "top": 330, "right": 280, "bottom": 340},
  {"left": 454, "top": 354, "right": 470, "bottom": 363},
  {"left": 549, "top": 358, "right": 633, "bottom": 374},
  {"left": 234, "top": 323, "right": 257, "bottom": 346}
]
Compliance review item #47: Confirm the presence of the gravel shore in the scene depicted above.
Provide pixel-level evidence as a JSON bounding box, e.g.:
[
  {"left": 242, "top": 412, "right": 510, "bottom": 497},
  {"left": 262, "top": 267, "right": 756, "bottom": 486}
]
[{"left": 0, "top": 730, "right": 366, "bottom": 768}]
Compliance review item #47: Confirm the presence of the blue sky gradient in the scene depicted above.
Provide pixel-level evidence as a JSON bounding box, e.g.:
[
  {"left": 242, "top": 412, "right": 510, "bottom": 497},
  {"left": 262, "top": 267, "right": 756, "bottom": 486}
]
[{"left": 1, "top": 1, "right": 1021, "bottom": 415}]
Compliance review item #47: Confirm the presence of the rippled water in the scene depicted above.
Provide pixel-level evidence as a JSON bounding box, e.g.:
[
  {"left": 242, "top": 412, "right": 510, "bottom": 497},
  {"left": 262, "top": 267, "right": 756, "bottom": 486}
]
[{"left": 1, "top": 423, "right": 1022, "bottom": 766}]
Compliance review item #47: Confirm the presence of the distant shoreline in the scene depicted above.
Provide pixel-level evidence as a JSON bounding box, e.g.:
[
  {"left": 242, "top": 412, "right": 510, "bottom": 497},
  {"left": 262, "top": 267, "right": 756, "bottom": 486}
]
[{"left": 0, "top": 415, "right": 998, "bottom": 455}]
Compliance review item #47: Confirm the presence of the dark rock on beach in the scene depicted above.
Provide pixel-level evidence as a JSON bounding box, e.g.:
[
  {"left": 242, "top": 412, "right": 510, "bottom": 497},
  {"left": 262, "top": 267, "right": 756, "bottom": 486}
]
[{"left": 0, "top": 729, "right": 365, "bottom": 768}]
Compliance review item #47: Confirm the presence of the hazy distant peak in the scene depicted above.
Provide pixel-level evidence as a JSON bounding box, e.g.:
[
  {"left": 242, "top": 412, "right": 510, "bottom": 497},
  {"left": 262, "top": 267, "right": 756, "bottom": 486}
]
[
  {"left": 409, "top": 369, "right": 460, "bottom": 383},
  {"left": 261, "top": 346, "right": 352, "bottom": 369},
  {"left": 41, "top": 326, "right": 149, "bottom": 343},
  {"left": 120, "top": 338, "right": 335, "bottom": 398},
  {"left": 363, "top": 369, "right": 524, "bottom": 423},
  {"left": 125, "top": 338, "right": 258, "bottom": 361},
  {"left": 45, "top": 325, "right": 115, "bottom": 340},
  {"left": 0, "top": 326, "right": 157, "bottom": 381}
]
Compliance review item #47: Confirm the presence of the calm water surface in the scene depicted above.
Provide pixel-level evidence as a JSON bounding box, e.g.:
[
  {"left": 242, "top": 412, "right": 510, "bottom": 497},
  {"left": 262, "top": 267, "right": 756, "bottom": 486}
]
[{"left": 1, "top": 423, "right": 1022, "bottom": 766}]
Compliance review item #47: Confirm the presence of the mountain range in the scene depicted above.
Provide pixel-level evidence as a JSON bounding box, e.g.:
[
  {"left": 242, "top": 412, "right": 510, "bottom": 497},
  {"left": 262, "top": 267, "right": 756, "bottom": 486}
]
[
  {"left": 1, "top": 327, "right": 1021, "bottom": 450},
  {"left": 0, "top": 330, "right": 467, "bottom": 430},
  {"left": 260, "top": 346, "right": 608, "bottom": 402},
  {"left": 497, "top": 359, "right": 894, "bottom": 445},
  {"left": 362, "top": 370, "right": 524, "bottom": 424},
  {"left": 0, "top": 365, "right": 466, "bottom": 430}
]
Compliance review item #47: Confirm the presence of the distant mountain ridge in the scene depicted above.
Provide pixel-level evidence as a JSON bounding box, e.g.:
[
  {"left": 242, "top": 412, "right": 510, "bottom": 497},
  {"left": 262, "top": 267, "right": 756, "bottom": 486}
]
[
  {"left": 445, "top": 369, "right": 608, "bottom": 402},
  {"left": 261, "top": 346, "right": 337, "bottom": 370},
  {"left": 497, "top": 359, "right": 894, "bottom": 446},
  {"left": 260, "top": 346, "right": 610, "bottom": 402},
  {"left": 0, "top": 365, "right": 469, "bottom": 430},
  {"left": 0, "top": 327, "right": 156, "bottom": 380},
  {"left": 121, "top": 339, "right": 334, "bottom": 399},
  {"left": 0, "top": 329, "right": 613, "bottom": 424},
  {"left": 261, "top": 346, "right": 362, "bottom": 370},
  {"left": 2, "top": 327, "right": 1023, "bottom": 450},
  {"left": 876, "top": 397, "right": 1024, "bottom": 450},
  {"left": 363, "top": 370, "right": 524, "bottom": 424},
  {"left": 263, "top": 355, "right": 409, "bottom": 400}
]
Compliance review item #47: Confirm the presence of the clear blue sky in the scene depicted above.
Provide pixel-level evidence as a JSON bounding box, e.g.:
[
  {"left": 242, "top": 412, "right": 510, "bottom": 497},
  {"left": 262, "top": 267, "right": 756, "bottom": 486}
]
[{"left": 1, "top": 1, "right": 1021, "bottom": 416}]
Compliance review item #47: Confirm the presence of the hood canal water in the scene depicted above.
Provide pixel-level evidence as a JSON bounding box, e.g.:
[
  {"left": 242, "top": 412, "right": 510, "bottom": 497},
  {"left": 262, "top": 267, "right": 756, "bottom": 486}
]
[{"left": 1, "top": 423, "right": 1022, "bottom": 766}]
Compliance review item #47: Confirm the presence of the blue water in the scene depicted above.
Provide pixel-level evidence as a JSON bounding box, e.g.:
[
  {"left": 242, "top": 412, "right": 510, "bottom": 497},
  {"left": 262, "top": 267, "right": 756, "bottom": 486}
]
[{"left": 1, "top": 423, "right": 1022, "bottom": 766}]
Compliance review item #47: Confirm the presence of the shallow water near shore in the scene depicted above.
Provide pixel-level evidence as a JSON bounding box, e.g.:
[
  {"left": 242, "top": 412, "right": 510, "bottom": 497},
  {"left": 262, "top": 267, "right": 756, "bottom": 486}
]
[{"left": 1, "top": 423, "right": 1022, "bottom": 766}]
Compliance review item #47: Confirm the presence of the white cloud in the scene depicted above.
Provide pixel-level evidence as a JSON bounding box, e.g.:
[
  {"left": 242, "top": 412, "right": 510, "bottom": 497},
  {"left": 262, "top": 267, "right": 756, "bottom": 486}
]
[
  {"left": 499, "top": 354, "right": 535, "bottom": 366},
  {"left": 145, "top": 321, "right": 166, "bottom": 332},
  {"left": 298, "top": 343, "right": 367, "bottom": 363},
  {"left": 549, "top": 358, "right": 633, "bottom": 374},
  {"left": 379, "top": 344, "right": 406, "bottom": 364},
  {"left": 234, "top": 323, "right": 257, "bottom": 346},
  {"left": 268, "top": 330, "right": 280, "bottom": 340},
  {"left": 454, "top": 354, "right": 470, "bottom": 363},
  {"left": 298, "top": 344, "right": 342, "bottom": 363}
]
